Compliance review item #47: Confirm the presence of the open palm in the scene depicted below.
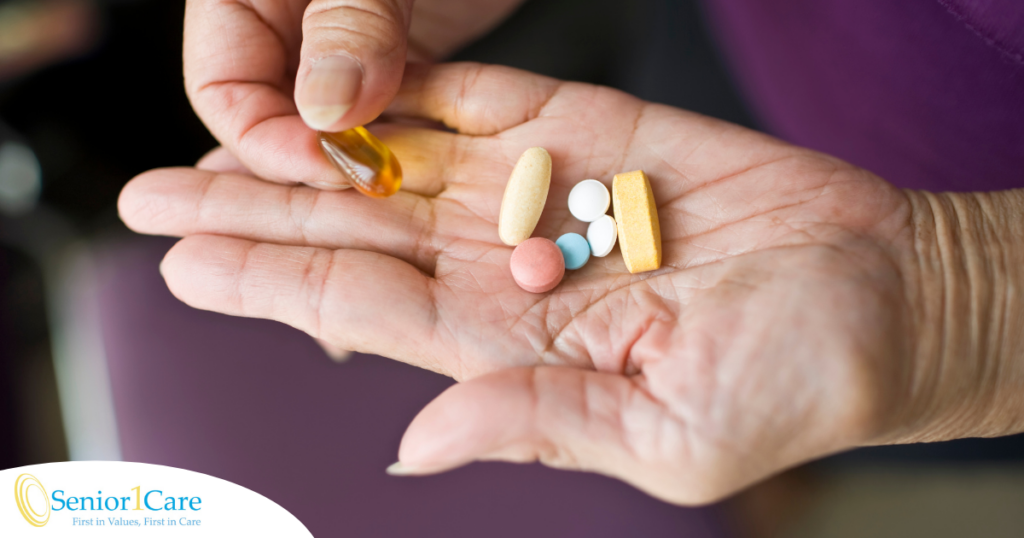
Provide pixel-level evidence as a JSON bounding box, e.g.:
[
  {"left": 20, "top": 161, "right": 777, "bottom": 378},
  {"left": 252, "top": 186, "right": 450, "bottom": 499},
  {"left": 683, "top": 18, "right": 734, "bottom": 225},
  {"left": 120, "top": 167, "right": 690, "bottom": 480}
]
[{"left": 120, "top": 63, "right": 925, "bottom": 504}]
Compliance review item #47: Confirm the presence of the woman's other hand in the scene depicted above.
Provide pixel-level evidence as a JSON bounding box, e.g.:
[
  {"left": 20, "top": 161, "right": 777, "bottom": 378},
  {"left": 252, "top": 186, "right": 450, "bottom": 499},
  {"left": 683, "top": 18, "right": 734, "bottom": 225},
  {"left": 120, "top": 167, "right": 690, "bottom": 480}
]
[{"left": 183, "top": 0, "right": 525, "bottom": 188}]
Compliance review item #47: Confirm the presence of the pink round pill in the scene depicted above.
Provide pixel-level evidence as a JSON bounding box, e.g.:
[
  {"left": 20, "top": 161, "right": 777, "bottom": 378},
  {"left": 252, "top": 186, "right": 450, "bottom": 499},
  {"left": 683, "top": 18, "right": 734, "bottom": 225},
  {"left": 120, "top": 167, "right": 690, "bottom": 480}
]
[{"left": 510, "top": 237, "right": 565, "bottom": 293}]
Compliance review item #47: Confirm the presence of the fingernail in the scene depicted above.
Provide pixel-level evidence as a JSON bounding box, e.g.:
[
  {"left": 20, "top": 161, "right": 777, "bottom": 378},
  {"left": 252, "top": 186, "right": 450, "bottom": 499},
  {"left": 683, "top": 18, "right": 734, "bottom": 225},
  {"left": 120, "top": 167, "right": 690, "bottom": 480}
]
[
  {"left": 307, "top": 180, "right": 353, "bottom": 191},
  {"left": 385, "top": 459, "right": 442, "bottom": 475},
  {"left": 386, "top": 461, "right": 465, "bottom": 476},
  {"left": 315, "top": 338, "right": 353, "bottom": 363},
  {"left": 385, "top": 462, "right": 423, "bottom": 476},
  {"left": 326, "top": 349, "right": 353, "bottom": 363},
  {"left": 297, "top": 55, "right": 363, "bottom": 131}
]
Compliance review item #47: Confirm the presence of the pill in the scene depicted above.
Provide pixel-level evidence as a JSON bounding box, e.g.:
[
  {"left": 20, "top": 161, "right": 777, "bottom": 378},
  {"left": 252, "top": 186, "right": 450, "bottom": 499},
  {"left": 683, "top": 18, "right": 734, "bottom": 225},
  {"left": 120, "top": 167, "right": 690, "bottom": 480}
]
[
  {"left": 555, "top": 233, "right": 591, "bottom": 270},
  {"left": 567, "top": 179, "right": 610, "bottom": 222},
  {"left": 586, "top": 215, "right": 617, "bottom": 257},
  {"left": 612, "top": 170, "right": 662, "bottom": 273},
  {"left": 318, "top": 127, "right": 402, "bottom": 198},
  {"left": 510, "top": 237, "right": 565, "bottom": 293},
  {"left": 498, "top": 147, "right": 552, "bottom": 246}
]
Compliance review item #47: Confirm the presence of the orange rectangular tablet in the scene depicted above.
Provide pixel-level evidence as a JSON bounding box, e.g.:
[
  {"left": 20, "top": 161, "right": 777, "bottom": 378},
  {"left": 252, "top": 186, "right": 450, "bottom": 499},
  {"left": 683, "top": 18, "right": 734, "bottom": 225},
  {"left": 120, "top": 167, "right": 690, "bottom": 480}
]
[{"left": 612, "top": 170, "right": 662, "bottom": 273}]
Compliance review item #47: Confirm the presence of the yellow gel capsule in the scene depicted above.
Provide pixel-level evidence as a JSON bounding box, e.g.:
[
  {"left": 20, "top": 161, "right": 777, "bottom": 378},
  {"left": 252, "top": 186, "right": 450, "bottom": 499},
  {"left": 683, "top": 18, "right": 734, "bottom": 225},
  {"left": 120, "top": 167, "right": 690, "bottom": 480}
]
[{"left": 318, "top": 126, "right": 402, "bottom": 198}]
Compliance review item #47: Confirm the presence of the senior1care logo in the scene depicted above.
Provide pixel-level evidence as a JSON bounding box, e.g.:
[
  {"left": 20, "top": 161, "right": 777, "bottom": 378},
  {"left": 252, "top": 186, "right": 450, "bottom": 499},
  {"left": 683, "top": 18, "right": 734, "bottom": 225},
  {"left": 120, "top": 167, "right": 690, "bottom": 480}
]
[{"left": 1, "top": 462, "right": 312, "bottom": 537}]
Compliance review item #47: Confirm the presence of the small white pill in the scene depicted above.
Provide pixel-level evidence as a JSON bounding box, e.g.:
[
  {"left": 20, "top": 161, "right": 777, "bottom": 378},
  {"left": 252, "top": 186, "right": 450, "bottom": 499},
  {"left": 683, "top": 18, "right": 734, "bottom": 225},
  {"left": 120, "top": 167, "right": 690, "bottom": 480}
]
[
  {"left": 586, "top": 215, "right": 618, "bottom": 257},
  {"left": 567, "top": 179, "right": 610, "bottom": 222}
]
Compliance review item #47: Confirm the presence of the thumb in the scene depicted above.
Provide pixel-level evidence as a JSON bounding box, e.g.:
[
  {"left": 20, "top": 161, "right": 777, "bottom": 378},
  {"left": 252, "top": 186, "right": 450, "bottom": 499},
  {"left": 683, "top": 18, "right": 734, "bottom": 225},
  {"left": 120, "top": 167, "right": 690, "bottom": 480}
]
[
  {"left": 389, "top": 367, "right": 710, "bottom": 504},
  {"left": 295, "top": 0, "right": 415, "bottom": 131}
]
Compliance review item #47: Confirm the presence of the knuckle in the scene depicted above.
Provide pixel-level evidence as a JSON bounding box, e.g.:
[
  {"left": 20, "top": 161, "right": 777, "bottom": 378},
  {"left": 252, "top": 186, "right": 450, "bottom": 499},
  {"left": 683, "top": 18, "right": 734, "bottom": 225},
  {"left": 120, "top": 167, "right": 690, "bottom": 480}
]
[{"left": 303, "top": 0, "right": 407, "bottom": 57}]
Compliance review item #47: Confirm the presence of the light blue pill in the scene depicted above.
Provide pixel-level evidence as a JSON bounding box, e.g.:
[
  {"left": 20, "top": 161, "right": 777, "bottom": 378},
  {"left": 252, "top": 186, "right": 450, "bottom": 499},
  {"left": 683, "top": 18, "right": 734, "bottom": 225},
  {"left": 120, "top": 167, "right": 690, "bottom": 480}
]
[{"left": 556, "top": 233, "right": 591, "bottom": 270}]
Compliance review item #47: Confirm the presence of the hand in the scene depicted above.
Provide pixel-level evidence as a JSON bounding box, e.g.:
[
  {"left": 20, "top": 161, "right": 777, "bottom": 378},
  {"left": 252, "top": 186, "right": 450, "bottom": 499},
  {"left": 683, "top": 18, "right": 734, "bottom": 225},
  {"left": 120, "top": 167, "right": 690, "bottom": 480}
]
[
  {"left": 184, "top": 0, "right": 525, "bottom": 187},
  {"left": 121, "top": 63, "right": 986, "bottom": 504}
]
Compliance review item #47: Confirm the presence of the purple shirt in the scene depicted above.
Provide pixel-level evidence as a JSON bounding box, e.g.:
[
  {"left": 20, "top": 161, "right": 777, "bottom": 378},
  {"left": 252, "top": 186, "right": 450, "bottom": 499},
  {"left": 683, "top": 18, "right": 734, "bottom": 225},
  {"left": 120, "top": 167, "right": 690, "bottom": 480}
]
[{"left": 703, "top": 0, "right": 1024, "bottom": 191}]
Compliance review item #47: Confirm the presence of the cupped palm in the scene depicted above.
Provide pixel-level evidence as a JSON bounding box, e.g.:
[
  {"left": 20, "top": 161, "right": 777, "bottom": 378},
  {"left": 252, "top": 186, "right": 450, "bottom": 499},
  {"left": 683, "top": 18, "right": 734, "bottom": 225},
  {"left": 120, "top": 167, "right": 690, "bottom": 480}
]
[{"left": 120, "top": 63, "right": 921, "bottom": 503}]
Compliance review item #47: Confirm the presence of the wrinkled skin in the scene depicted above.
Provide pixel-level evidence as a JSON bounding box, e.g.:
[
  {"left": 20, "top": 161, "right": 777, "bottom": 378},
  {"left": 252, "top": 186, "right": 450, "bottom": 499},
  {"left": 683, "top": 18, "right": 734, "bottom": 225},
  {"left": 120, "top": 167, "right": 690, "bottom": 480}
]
[
  {"left": 184, "top": 0, "right": 524, "bottom": 184},
  {"left": 121, "top": 63, "right": 924, "bottom": 504}
]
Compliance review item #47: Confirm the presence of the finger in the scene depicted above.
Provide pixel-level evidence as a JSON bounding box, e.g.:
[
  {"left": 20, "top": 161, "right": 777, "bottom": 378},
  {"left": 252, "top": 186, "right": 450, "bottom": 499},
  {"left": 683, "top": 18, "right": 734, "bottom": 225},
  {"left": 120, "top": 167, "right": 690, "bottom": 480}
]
[
  {"left": 294, "top": 0, "right": 416, "bottom": 131},
  {"left": 119, "top": 167, "right": 441, "bottom": 274},
  {"left": 184, "top": 0, "right": 350, "bottom": 187},
  {"left": 388, "top": 62, "right": 563, "bottom": 135},
  {"left": 391, "top": 366, "right": 717, "bottom": 505},
  {"left": 195, "top": 146, "right": 253, "bottom": 175},
  {"left": 161, "top": 235, "right": 446, "bottom": 368}
]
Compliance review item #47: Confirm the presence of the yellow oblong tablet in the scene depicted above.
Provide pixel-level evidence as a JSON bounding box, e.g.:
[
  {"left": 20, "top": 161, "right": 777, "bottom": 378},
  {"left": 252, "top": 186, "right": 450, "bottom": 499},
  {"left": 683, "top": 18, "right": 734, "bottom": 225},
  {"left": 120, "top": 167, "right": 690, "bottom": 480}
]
[
  {"left": 612, "top": 170, "right": 662, "bottom": 273},
  {"left": 498, "top": 147, "right": 552, "bottom": 246}
]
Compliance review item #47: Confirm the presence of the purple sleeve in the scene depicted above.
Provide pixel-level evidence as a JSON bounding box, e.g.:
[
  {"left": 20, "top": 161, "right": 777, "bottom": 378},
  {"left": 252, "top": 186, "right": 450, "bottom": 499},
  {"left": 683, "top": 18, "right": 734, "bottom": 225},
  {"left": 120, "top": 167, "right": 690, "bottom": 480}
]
[{"left": 703, "top": 0, "right": 1024, "bottom": 191}]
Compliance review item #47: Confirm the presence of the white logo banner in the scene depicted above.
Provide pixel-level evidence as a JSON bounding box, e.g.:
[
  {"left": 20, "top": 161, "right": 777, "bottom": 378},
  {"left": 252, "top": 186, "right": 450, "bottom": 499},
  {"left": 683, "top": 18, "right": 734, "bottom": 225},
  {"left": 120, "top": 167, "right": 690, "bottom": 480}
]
[{"left": 1, "top": 461, "right": 312, "bottom": 536}]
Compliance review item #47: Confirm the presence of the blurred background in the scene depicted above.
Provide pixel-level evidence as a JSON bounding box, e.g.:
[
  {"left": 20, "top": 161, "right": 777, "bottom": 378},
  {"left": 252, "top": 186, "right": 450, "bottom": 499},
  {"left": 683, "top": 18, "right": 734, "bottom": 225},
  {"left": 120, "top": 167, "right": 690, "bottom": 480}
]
[{"left": 1, "top": 0, "right": 1022, "bottom": 536}]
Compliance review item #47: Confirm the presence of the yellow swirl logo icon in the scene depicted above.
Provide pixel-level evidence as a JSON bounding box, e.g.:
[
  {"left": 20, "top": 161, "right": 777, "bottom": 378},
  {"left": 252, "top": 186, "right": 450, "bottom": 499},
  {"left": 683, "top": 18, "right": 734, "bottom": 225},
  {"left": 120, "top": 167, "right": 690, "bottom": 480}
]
[{"left": 14, "top": 473, "right": 50, "bottom": 527}]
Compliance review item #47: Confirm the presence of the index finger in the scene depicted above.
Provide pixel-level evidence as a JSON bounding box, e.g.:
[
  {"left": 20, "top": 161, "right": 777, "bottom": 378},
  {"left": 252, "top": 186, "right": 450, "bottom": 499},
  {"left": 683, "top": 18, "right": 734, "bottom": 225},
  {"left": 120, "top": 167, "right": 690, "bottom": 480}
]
[
  {"left": 388, "top": 62, "right": 563, "bottom": 136},
  {"left": 183, "top": 0, "right": 345, "bottom": 187}
]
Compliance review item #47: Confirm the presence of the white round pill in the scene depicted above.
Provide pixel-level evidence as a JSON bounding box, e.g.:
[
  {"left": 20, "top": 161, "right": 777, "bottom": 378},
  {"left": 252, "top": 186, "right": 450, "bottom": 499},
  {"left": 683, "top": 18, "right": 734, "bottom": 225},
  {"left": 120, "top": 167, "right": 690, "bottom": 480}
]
[
  {"left": 567, "top": 179, "right": 610, "bottom": 222},
  {"left": 587, "top": 215, "right": 618, "bottom": 257}
]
